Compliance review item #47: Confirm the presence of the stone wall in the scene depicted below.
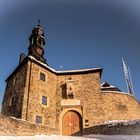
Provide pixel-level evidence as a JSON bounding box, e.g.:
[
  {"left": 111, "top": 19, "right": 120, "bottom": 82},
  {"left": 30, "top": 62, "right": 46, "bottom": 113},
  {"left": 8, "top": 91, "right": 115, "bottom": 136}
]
[
  {"left": 0, "top": 114, "right": 140, "bottom": 136},
  {"left": 55, "top": 72, "right": 101, "bottom": 133},
  {"left": 56, "top": 71, "right": 140, "bottom": 133},
  {"left": 0, "top": 114, "right": 58, "bottom": 136},
  {"left": 89, "top": 92, "right": 140, "bottom": 125},
  {"left": 22, "top": 60, "right": 57, "bottom": 128},
  {"left": 83, "top": 120, "right": 140, "bottom": 135},
  {"left": 1, "top": 62, "right": 28, "bottom": 118},
  {"left": 24, "top": 61, "right": 140, "bottom": 134},
  {"left": 2, "top": 57, "right": 140, "bottom": 136}
]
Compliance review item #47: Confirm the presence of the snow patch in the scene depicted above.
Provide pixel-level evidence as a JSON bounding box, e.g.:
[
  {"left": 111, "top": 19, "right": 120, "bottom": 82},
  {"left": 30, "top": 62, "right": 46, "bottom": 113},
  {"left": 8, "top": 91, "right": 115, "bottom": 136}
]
[
  {"left": 28, "top": 56, "right": 56, "bottom": 72},
  {"left": 0, "top": 135, "right": 140, "bottom": 140},
  {"left": 104, "top": 119, "right": 140, "bottom": 126},
  {"left": 28, "top": 56, "right": 102, "bottom": 74}
]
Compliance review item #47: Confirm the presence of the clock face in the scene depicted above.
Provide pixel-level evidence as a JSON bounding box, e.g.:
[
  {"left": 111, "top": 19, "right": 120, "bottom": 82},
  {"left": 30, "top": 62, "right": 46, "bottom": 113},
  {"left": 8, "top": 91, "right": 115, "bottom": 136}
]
[{"left": 37, "top": 47, "right": 43, "bottom": 55}]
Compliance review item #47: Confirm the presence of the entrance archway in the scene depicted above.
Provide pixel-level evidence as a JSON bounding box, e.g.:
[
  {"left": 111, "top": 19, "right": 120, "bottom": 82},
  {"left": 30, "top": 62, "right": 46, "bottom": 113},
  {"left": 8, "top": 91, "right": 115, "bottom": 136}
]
[{"left": 62, "top": 111, "right": 82, "bottom": 135}]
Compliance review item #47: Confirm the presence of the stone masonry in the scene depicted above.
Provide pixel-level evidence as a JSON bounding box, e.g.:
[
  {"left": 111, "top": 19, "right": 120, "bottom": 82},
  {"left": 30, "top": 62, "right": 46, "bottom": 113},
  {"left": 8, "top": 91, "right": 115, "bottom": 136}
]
[
  {"left": 1, "top": 23, "right": 140, "bottom": 135},
  {"left": 2, "top": 56, "right": 140, "bottom": 135}
]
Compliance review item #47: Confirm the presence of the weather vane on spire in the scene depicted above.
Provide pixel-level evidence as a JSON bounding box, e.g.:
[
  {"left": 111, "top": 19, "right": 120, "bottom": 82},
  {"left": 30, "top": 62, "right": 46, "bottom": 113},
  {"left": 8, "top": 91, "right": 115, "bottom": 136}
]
[{"left": 37, "top": 18, "right": 41, "bottom": 26}]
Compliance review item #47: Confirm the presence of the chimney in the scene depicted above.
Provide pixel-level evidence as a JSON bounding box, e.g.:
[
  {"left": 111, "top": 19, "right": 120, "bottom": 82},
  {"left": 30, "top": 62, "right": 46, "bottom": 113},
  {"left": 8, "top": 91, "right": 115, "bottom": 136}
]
[{"left": 19, "top": 53, "right": 25, "bottom": 64}]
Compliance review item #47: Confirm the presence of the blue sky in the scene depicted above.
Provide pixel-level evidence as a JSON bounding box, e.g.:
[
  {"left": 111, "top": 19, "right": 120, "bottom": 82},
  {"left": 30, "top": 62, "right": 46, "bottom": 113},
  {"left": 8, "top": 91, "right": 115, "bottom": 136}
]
[{"left": 0, "top": 0, "right": 140, "bottom": 110}]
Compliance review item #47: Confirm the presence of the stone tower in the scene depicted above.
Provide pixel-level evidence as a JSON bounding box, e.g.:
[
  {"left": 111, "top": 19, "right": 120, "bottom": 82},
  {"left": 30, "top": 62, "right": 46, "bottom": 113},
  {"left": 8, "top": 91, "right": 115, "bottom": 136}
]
[{"left": 1, "top": 22, "right": 48, "bottom": 119}]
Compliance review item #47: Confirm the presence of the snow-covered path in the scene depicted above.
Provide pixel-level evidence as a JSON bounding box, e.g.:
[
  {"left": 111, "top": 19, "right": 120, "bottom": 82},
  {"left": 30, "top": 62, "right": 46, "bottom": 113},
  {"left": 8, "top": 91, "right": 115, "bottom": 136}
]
[{"left": 0, "top": 135, "right": 140, "bottom": 140}]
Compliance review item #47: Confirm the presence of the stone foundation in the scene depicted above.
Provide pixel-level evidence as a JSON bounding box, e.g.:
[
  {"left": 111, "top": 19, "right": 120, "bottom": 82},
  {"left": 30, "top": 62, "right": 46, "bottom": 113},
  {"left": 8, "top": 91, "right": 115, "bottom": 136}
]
[
  {"left": 84, "top": 121, "right": 140, "bottom": 135},
  {"left": 0, "top": 114, "right": 58, "bottom": 136},
  {"left": 0, "top": 114, "right": 140, "bottom": 136}
]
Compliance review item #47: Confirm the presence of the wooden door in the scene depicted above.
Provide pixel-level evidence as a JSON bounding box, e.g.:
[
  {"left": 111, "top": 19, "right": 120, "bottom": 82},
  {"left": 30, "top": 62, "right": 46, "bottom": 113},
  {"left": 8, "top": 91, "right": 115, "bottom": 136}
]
[{"left": 62, "top": 111, "right": 82, "bottom": 135}]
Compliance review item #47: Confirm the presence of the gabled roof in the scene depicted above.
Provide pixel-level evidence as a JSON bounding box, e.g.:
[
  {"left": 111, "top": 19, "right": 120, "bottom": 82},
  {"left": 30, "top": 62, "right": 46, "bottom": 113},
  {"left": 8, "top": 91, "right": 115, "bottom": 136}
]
[
  {"left": 6, "top": 56, "right": 103, "bottom": 81},
  {"left": 101, "top": 82, "right": 115, "bottom": 88}
]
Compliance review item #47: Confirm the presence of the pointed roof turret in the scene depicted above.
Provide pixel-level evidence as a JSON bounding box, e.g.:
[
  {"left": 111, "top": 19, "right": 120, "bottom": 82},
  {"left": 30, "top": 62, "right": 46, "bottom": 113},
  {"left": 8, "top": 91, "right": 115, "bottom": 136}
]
[{"left": 28, "top": 20, "right": 47, "bottom": 64}]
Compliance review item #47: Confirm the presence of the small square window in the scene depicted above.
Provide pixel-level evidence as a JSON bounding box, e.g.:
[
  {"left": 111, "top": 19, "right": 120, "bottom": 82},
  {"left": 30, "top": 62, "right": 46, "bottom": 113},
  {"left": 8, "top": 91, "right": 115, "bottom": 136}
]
[
  {"left": 36, "top": 116, "right": 42, "bottom": 124},
  {"left": 40, "top": 72, "right": 45, "bottom": 81},
  {"left": 42, "top": 96, "right": 47, "bottom": 105}
]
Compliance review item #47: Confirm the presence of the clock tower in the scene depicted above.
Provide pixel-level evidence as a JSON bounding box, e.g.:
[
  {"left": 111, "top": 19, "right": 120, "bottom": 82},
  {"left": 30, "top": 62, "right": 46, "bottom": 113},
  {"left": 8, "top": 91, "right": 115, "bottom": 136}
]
[{"left": 28, "top": 21, "right": 46, "bottom": 64}]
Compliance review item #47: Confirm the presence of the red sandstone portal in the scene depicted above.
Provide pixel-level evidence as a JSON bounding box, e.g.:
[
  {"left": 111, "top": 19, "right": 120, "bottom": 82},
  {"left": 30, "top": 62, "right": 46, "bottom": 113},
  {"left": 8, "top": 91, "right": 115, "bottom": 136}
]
[{"left": 62, "top": 111, "right": 82, "bottom": 136}]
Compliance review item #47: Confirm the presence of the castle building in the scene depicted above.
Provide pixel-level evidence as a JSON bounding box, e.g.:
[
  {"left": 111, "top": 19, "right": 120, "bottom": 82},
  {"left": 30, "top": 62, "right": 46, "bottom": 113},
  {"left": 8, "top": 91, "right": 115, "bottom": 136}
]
[{"left": 1, "top": 23, "right": 140, "bottom": 135}]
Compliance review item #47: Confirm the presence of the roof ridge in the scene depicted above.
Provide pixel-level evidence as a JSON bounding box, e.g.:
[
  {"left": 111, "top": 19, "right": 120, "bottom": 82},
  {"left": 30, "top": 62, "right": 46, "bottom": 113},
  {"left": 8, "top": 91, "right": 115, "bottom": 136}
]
[{"left": 28, "top": 55, "right": 103, "bottom": 74}]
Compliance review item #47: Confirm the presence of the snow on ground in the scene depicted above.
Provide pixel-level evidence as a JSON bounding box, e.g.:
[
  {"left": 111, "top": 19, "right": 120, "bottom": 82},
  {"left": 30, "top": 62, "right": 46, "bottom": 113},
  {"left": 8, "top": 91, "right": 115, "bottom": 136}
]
[
  {"left": 104, "top": 119, "right": 140, "bottom": 126},
  {"left": 0, "top": 135, "right": 140, "bottom": 140}
]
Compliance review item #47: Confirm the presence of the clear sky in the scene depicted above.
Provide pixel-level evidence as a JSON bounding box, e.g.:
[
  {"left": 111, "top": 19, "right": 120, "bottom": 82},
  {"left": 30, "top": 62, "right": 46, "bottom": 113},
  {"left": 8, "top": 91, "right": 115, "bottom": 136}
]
[{"left": 0, "top": 0, "right": 140, "bottom": 110}]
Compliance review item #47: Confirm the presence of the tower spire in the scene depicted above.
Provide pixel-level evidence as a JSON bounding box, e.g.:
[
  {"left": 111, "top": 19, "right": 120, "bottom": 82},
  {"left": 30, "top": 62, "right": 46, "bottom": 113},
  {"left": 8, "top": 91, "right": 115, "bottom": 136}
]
[
  {"left": 37, "top": 19, "right": 41, "bottom": 26},
  {"left": 28, "top": 21, "right": 47, "bottom": 64}
]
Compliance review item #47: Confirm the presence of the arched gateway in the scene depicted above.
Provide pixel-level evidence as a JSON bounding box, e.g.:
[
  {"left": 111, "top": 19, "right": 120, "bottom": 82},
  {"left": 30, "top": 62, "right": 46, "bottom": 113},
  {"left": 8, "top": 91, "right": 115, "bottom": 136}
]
[{"left": 62, "top": 111, "right": 82, "bottom": 135}]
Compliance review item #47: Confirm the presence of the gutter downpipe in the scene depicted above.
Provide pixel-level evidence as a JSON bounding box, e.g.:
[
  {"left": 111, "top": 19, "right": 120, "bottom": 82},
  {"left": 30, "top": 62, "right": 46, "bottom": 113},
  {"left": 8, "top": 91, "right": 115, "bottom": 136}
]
[{"left": 26, "top": 60, "right": 32, "bottom": 120}]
